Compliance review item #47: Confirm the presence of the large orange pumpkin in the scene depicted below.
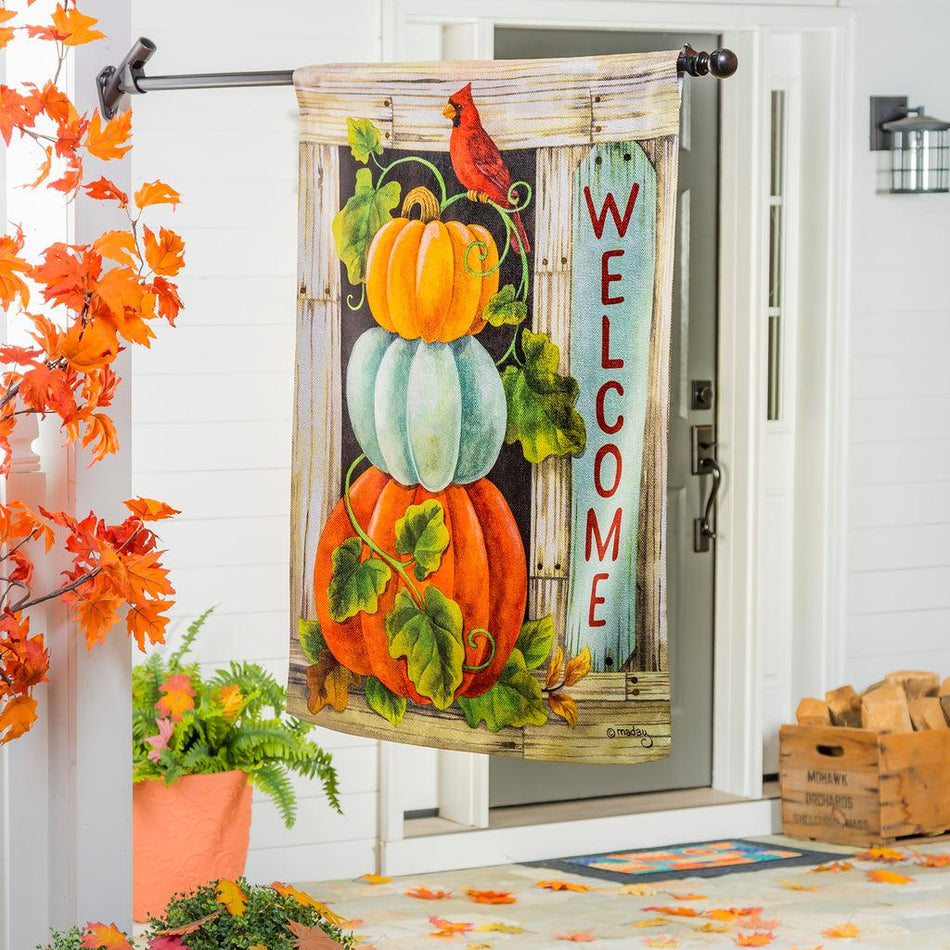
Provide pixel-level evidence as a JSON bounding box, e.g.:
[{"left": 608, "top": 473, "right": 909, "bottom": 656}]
[
  {"left": 366, "top": 186, "right": 500, "bottom": 344},
  {"left": 314, "top": 466, "right": 527, "bottom": 705}
]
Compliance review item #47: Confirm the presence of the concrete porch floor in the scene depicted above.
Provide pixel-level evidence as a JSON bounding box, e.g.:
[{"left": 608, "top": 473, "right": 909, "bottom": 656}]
[{"left": 302, "top": 836, "right": 950, "bottom": 949}]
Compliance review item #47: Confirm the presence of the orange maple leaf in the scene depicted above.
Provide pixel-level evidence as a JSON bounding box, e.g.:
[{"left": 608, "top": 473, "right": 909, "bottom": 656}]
[
  {"left": 59, "top": 320, "right": 119, "bottom": 373},
  {"left": 84, "top": 110, "right": 132, "bottom": 161},
  {"left": 76, "top": 590, "right": 123, "bottom": 649},
  {"left": 144, "top": 226, "right": 186, "bottom": 277},
  {"left": 123, "top": 497, "right": 181, "bottom": 522},
  {"left": 780, "top": 879, "right": 817, "bottom": 892},
  {"left": 553, "top": 933, "right": 595, "bottom": 942},
  {"left": 867, "top": 869, "right": 913, "bottom": 885},
  {"left": 81, "top": 412, "right": 119, "bottom": 463},
  {"left": 284, "top": 920, "right": 342, "bottom": 949},
  {"left": 92, "top": 230, "right": 139, "bottom": 268},
  {"left": 215, "top": 879, "right": 248, "bottom": 917},
  {"left": 536, "top": 880, "right": 591, "bottom": 892},
  {"left": 405, "top": 886, "right": 452, "bottom": 900},
  {"left": 428, "top": 916, "right": 472, "bottom": 934},
  {"left": 697, "top": 922, "right": 731, "bottom": 933},
  {"left": 50, "top": 4, "right": 106, "bottom": 46},
  {"left": 854, "top": 847, "right": 906, "bottom": 863},
  {"left": 155, "top": 674, "right": 196, "bottom": 721},
  {"left": 85, "top": 177, "right": 129, "bottom": 207},
  {"left": 80, "top": 922, "right": 131, "bottom": 949},
  {"left": 127, "top": 599, "right": 172, "bottom": 651},
  {"left": 153, "top": 912, "right": 222, "bottom": 936},
  {"left": 270, "top": 882, "right": 346, "bottom": 926},
  {"left": 645, "top": 906, "right": 699, "bottom": 918},
  {"left": 644, "top": 937, "right": 678, "bottom": 948},
  {"left": 823, "top": 922, "right": 859, "bottom": 938},
  {"left": 0, "top": 229, "right": 31, "bottom": 310},
  {"left": 634, "top": 918, "right": 670, "bottom": 928},
  {"left": 150, "top": 276, "right": 184, "bottom": 324},
  {"left": 0, "top": 695, "right": 38, "bottom": 744},
  {"left": 668, "top": 892, "right": 707, "bottom": 901},
  {"left": 737, "top": 933, "right": 775, "bottom": 947},
  {"left": 135, "top": 180, "right": 181, "bottom": 210},
  {"left": 358, "top": 874, "right": 391, "bottom": 885},
  {"left": 915, "top": 852, "right": 950, "bottom": 868},
  {"left": 218, "top": 684, "right": 244, "bottom": 719},
  {"left": 810, "top": 861, "right": 853, "bottom": 873},
  {"left": 0, "top": 9, "right": 16, "bottom": 51},
  {"left": 464, "top": 888, "right": 516, "bottom": 904}
]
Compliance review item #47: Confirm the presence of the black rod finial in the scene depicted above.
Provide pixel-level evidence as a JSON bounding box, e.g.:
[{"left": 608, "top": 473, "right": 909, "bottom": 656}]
[{"left": 678, "top": 44, "right": 738, "bottom": 79}]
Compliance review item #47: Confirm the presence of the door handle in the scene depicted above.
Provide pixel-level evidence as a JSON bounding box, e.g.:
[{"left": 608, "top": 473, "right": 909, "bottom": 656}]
[{"left": 694, "top": 457, "right": 721, "bottom": 553}]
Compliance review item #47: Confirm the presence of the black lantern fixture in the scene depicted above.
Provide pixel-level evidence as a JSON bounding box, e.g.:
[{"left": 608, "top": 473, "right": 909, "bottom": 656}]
[{"left": 870, "top": 96, "right": 950, "bottom": 194}]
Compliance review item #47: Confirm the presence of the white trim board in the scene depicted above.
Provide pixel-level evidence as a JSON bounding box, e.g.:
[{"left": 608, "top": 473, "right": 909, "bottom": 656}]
[{"left": 382, "top": 796, "right": 781, "bottom": 877}]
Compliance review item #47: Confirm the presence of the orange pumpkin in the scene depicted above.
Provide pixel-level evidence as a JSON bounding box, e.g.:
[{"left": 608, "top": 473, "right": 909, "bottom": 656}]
[
  {"left": 314, "top": 466, "right": 527, "bottom": 705},
  {"left": 366, "top": 186, "right": 500, "bottom": 343}
]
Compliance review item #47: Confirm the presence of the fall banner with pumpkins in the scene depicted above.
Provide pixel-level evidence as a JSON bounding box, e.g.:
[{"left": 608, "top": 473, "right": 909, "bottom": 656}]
[{"left": 287, "top": 52, "right": 681, "bottom": 763}]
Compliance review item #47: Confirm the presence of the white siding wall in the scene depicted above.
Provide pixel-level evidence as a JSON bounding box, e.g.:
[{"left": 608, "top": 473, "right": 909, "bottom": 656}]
[
  {"left": 846, "top": 0, "right": 950, "bottom": 689},
  {"left": 129, "top": 0, "right": 385, "bottom": 882}
]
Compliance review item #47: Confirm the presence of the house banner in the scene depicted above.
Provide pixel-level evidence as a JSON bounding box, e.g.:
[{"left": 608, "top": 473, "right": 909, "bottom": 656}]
[{"left": 287, "top": 51, "right": 681, "bottom": 764}]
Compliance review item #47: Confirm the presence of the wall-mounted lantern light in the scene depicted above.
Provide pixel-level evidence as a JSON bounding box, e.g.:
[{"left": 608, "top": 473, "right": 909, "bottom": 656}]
[{"left": 870, "top": 96, "right": 949, "bottom": 194}]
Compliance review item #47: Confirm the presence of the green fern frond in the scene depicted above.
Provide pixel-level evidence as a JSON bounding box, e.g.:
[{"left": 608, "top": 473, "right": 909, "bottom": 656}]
[
  {"left": 168, "top": 606, "right": 216, "bottom": 671},
  {"left": 249, "top": 761, "right": 297, "bottom": 827}
]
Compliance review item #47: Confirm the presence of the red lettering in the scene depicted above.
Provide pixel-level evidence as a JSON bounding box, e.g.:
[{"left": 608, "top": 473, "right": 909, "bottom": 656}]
[
  {"left": 594, "top": 444, "right": 623, "bottom": 498},
  {"left": 601, "top": 250, "right": 624, "bottom": 305},
  {"left": 586, "top": 507, "right": 622, "bottom": 561},
  {"left": 596, "top": 380, "right": 624, "bottom": 434},
  {"left": 583, "top": 182, "right": 641, "bottom": 239},
  {"left": 601, "top": 315, "right": 624, "bottom": 369},
  {"left": 588, "top": 572, "right": 609, "bottom": 627}
]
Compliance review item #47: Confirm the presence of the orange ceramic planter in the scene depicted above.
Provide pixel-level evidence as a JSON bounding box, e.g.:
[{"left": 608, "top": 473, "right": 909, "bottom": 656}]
[{"left": 133, "top": 770, "right": 252, "bottom": 921}]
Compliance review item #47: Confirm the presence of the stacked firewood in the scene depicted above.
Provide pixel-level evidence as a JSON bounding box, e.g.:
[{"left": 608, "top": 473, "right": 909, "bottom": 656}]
[{"left": 796, "top": 671, "right": 950, "bottom": 733}]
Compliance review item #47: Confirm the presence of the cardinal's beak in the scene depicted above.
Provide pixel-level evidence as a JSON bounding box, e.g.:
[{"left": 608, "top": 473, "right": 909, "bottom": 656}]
[{"left": 442, "top": 103, "right": 457, "bottom": 120}]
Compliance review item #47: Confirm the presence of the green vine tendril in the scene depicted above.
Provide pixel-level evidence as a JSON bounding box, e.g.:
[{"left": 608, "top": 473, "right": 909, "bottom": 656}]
[
  {"left": 342, "top": 454, "right": 425, "bottom": 608},
  {"left": 375, "top": 155, "right": 448, "bottom": 207},
  {"left": 346, "top": 284, "right": 366, "bottom": 311},
  {"left": 461, "top": 627, "right": 496, "bottom": 672}
]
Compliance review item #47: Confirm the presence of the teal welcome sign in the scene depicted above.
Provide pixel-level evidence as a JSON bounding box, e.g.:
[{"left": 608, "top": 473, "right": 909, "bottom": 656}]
[{"left": 567, "top": 144, "right": 657, "bottom": 673}]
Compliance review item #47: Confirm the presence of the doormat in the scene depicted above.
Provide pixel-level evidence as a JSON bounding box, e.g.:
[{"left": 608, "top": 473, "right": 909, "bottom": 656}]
[
  {"left": 524, "top": 839, "right": 843, "bottom": 883},
  {"left": 287, "top": 50, "right": 682, "bottom": 763}
]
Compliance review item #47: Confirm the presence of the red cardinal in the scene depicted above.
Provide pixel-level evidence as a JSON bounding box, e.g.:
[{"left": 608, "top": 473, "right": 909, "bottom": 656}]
[{"left": 444, "top": 83, "right": 530, "bottom": 255}]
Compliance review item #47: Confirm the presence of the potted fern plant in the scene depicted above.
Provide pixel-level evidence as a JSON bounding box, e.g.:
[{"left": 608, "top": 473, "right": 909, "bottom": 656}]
[{"left": 132, "top": 609, "right": 339, "bottom": 921}]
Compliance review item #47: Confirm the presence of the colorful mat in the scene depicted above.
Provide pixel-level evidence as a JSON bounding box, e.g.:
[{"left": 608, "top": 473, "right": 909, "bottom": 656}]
[{"left": 524, "top": 838, "right": 842, "bottom": 883}]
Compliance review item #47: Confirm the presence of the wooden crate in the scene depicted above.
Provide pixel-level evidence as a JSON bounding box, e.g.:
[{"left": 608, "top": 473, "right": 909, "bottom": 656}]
[{"left": 780, "top": 723, "right": 950, "bottom": 847}]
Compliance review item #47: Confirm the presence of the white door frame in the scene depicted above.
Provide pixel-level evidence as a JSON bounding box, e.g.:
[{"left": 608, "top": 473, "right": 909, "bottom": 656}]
[{"left": 379, "top": 0, "right": 853, "bottom": 873}]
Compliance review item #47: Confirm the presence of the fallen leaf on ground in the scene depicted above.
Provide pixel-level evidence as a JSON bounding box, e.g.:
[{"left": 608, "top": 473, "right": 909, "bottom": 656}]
[
  {"left": 737, "top": 933, "right": 775, "bottom": 947},
  {"left": 634, "top": 918, "right": 670, "bottom": 928},
  {"left": 536, "top": 880, "right": 592, "bottom": 892},
  {"left": 467, "top": 945, "right": 491, "bottom": 949},
  {"left": 698, "top": 922, "right": 731, "bottom": 933},
  {"left": 620, "top": 884, "right": 657, "bottom": 896},
  {"left": 215, "top": 880, "right": 247, "bottom": 917},
  {"left": 429, "top": 916, "right": 473, "bottom": 935},
  {"left": 554, "top": 932, "right": 595, "bottom": 942},
  {"left": 780, "top": 879, "right": 818, "bottom": 892},
  {"left": 668, "top": 892, "right": 706, "bottom": 900},
  {"left": 358, "top": 874, "right": 391, "bottom": 885},
  {"left": 406, "top": 886, "right": 452, "bottom": 900},
  {"left": 915, "top": 852, "right": 950, "bottom": 868},
  {"left": 644, "top": 937, "right": 678, "bottom": 948},
  {"left": 823, "top": 922, "right": 859, "bottom": 939},
  {"left": 854, "top": 847, "right": 906, "bottom": 863},
  {"left": 644, "top": 905, "right": 699, "bottom": 918},
  {"left": 464, "top": 888, "right": 516, "bottom": 904},
  {"left": 475, "top": 922, "right": 526, "bottom": 934},
  {"left": 867, "top": 869, "right": 913, "bottom": 884},
  {"left": 810, "top": 861, "right": 853, "bottom": 874}
]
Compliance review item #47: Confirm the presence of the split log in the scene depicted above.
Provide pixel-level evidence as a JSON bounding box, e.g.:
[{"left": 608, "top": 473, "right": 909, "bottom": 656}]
[
  {"left": 885, "top": 670, "right": 940, "bottom": 702},
  {"left": 861, "top": 684, "right": 913, "bottom": 734},
  {"left": 796, "top": 698, "right": 831, "bottom": 726},
  {"left": 908, "top": 697, "right": 949, "bottom": 732},
  {"left": 826, "top": 685, "right": 862, "bottom": 728}
]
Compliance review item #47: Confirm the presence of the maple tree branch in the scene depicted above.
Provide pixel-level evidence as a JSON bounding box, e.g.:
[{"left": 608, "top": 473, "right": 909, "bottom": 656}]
[
  {"left": 12, "top": 566, "right": 100, "bottom": 613},
  {"left": 0, "top": 381, "right": 22, "bottom": 411},
  {"left": 0, "top": 530, "right": 41, "bottom": 563}
]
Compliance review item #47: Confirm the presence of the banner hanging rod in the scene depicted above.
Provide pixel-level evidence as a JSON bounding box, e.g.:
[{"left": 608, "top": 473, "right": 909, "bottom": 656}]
[{"left": 96, "top": 37, "right": 737, "bottom": 120}]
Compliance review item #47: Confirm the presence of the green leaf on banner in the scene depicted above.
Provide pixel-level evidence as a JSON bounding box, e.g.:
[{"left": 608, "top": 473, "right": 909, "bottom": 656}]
[
  {"left": 502, "top": 329, "right": 587, "bottom": 463},
  {"left": 298, "top": 617, "right": 327, "bottom": 664},
  {"left": 332, "top": 167, "right": 401, "bottom": 285},
  {"left": 347, "top": 117, "right": 383, "bottom": 163},
  {"left": 483, "top": 284, "right": 527, "bottom": 327},
  {"left": 327, "top": 537, "right": 391, "bottom": 622},
  {"left": 385, "top": 587, "right": 464, "bottom": 710},
  {"left": 457, "top": 648, "right": 548, "bottom": 732},
  {"left": 514, "top": 616, "right": 555, "bottom": 671},
  {"left": 364, "top": 675, "right": 407, "bottom": 727},
  {"left": 394, "top": 499, "right": 450, "bottom": 581}
]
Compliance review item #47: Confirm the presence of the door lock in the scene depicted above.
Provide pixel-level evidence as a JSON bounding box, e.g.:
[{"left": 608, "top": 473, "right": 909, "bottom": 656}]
[{"left": 691, "top": 425, "right": 721, "bottom": 553}]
